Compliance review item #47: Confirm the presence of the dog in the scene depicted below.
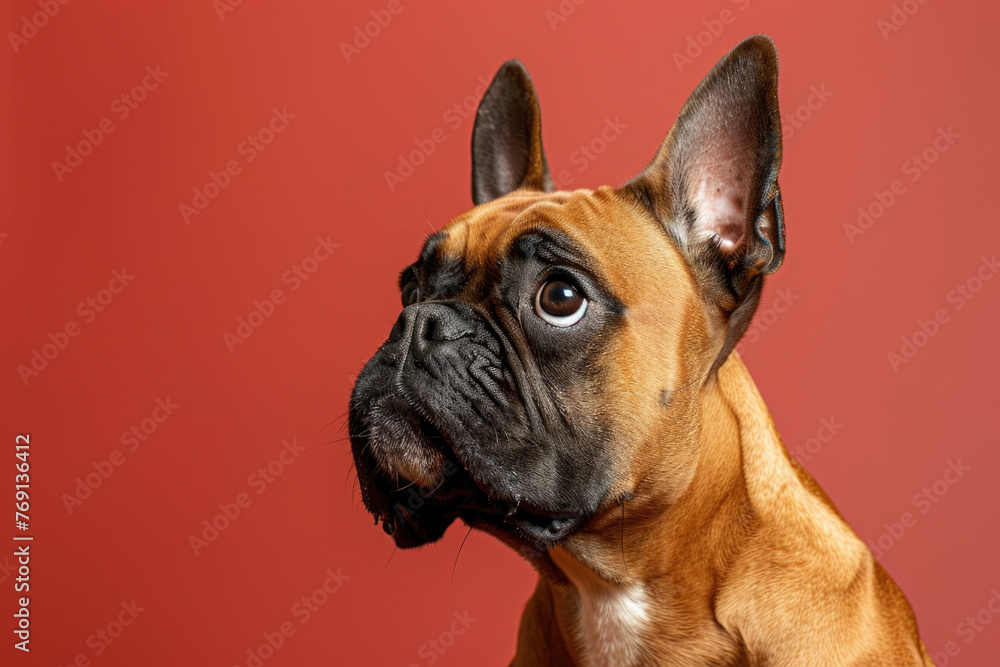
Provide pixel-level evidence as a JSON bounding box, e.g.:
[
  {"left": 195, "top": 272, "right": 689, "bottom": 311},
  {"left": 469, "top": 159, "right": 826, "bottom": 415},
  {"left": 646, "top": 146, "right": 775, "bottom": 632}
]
[{"left": 349, "top": 35, "right": 933, "bottom": 666}]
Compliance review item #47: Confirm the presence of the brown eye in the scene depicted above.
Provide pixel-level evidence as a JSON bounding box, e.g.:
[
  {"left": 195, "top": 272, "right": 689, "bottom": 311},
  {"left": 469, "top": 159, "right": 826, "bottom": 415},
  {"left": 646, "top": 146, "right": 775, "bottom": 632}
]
[
  {"left": 401, "top": 280, "right": 419, "bottom": 307},
  {"left": 535, "top": 280, "right": 587, "bottom": 327}
]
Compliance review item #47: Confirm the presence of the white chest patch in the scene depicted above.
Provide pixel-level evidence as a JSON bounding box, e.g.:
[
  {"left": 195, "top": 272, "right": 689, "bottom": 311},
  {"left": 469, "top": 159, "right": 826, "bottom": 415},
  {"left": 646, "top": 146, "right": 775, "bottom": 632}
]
[{"left": 571, "top": 580, "right": 650, "bottom": 667}]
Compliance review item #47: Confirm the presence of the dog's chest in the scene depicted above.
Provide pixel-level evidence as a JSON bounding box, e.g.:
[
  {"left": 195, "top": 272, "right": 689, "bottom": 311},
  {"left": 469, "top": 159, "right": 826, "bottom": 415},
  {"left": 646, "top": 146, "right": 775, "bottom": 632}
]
[{"left": 571, "top": 581, "right": 650, "bottom": 667}]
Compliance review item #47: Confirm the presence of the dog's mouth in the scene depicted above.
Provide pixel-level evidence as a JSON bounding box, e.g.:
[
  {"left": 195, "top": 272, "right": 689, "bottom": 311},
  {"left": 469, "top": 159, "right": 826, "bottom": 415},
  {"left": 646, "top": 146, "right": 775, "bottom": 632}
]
[{"left": 354, "top": 410, "right": 588, "bottom": 551}]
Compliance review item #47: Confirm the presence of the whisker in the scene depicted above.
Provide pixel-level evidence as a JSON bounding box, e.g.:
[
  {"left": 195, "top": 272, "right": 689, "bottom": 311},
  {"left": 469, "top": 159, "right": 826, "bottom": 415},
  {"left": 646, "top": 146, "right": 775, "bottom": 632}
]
[
  {"left": 316, "top": 411, "right": 350, "bottom": 434},
  {"left": 669, "top": 366, "right": 716, "bottom": 395},
  {"left": 315, "top": 436, "right": 354, "bottom": 449},
  {"left": 452, "top": 525, "right": 474, "bottom": 586},
  {"left": 456, "top": 489, "right": 474, "bottom": 510},
  {"left": 382, "top": 545, "right": 398, "bottom": 573},
  {"left": 343, "top": 461, "right": 356, "bottom": 493},
  {"left": 422, "top": 203, "right": 437, "bottom": 234},
  {"left": 425, "top": 473, "right": 448, "bottom": 497}
]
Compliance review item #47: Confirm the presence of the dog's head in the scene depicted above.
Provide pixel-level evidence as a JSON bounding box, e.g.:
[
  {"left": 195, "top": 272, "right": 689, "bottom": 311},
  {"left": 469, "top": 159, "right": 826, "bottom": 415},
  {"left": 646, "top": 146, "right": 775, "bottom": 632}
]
[{"left": 349, "top": 36, "right": 784, "bottom": 557}]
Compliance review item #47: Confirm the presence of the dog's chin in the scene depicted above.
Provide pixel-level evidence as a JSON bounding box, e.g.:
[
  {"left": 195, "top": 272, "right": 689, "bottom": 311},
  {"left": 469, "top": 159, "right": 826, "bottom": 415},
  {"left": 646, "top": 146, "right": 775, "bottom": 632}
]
[{"left": 350, "top": 400, "right": 590, "bottom": 552}]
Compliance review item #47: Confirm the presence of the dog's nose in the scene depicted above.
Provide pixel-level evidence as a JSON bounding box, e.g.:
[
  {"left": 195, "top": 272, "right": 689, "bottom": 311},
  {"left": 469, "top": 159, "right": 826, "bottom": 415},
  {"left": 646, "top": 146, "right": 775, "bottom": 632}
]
[{"left": 389, "top": 303, "right": 472, "bottom": 360}]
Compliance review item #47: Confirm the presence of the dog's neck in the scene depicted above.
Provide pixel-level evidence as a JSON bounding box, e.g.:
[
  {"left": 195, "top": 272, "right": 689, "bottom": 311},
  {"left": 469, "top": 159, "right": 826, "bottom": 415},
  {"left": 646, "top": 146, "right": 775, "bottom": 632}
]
[{"left": 522, "top": 353, "right": 862, "bottom": 666}]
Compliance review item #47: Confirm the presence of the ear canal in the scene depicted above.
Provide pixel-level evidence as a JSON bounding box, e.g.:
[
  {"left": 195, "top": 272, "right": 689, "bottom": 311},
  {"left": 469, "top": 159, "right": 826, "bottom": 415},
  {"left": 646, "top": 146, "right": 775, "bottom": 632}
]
[
  {"left": 626, "top": 35, "right": 785, "bottom": 300},
  {"left": 471, "top": 60, "right": 554, "bottom": 206}
]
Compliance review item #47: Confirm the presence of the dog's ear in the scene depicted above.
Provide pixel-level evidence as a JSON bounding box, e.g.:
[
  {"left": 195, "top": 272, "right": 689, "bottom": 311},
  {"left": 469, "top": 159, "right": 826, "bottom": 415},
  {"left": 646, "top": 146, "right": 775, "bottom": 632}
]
[
  {"left": 471, "top": 60, "right": 554, "bottom": 206},
  {"left": 625, "top": 35, "right": 785, "bottom": 321}
]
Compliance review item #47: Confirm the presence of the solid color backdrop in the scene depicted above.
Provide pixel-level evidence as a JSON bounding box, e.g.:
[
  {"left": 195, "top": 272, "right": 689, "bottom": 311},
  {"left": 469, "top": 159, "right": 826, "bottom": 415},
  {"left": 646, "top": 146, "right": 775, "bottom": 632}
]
[{"left": 3, "top": 0, "right": 999, "bottom": 665}]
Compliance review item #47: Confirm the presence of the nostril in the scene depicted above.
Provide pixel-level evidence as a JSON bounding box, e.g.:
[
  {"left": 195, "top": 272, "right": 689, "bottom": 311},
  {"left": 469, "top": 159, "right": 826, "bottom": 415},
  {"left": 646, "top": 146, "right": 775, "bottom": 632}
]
[
  {"left": 415, "top": 310, "right": 438, "bottom": 343},
  {"left": 414, "top": 306, "right": 471, "bottom": 344},
  {"left": 398, "top": 304, "right": 474, "bottom": 364},
  {"left": 411, "top": 313, "right": 432, "bottom": 360}
]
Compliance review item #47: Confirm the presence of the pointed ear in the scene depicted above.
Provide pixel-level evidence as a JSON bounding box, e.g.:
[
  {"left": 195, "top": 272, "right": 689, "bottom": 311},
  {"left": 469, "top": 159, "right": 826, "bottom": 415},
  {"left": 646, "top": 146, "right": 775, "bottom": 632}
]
[
  {"left": 471, "top": 60, "right": 554, "bottom": 206},
  {"left": 625, "top": 35, "right": 785, "bottom": 311}
]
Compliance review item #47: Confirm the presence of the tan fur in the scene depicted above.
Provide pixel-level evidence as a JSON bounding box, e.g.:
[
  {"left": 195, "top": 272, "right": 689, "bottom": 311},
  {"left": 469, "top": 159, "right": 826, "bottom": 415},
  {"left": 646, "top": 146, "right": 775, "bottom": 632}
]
[{"left": 434, "top": 187, "right": 933, "bottom": 666}]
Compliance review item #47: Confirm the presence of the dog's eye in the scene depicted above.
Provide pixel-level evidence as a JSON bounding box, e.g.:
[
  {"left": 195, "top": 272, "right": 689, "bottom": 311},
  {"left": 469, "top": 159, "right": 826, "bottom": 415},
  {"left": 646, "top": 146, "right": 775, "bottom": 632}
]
[
  {"left": 535, "top": 280, "right": 587, "bottom": 327},
  {"left": 401, "top": 280, "right": 419, "bottom": 307}
]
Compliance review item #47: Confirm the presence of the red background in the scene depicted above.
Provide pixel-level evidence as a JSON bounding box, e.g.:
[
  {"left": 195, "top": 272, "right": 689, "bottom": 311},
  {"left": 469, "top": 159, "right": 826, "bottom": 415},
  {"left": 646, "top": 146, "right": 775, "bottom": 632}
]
[{"left": 3, "top": 0, "right": 999, "bottom": 665}]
